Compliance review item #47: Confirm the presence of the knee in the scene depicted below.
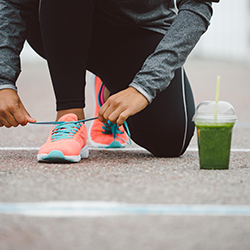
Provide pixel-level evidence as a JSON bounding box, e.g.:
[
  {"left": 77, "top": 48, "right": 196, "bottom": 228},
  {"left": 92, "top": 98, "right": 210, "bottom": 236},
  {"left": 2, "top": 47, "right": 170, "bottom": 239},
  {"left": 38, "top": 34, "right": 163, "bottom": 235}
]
[{"left": 142, "top": 122, "right": 195, "bottom": 158}]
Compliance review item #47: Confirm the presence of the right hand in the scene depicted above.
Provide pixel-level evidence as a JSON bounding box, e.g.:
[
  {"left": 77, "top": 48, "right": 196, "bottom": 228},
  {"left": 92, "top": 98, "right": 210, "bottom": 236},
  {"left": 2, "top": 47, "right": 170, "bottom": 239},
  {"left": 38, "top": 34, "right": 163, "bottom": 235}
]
[{"left": 0, "top": 89, "right": 36, "bottom": 128}]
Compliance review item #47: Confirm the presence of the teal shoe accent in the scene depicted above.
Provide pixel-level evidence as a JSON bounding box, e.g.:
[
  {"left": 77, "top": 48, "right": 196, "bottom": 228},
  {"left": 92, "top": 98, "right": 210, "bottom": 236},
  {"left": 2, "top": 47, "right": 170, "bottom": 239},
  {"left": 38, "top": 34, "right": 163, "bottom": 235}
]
[
  {"left": 41, "top": 150, "right": 75, "bottom": 163},
  {"left": 51, "top": 123, "right": 82, "bottom": 142},
  {"left": 101, "top": 120, "right": 132, "bottom": 147},
  {"left": 102, "top": 120, "right": 123, "bottom": 139},
  {"left": 105, "top": 141, "right": 124, "bottom": 148}
]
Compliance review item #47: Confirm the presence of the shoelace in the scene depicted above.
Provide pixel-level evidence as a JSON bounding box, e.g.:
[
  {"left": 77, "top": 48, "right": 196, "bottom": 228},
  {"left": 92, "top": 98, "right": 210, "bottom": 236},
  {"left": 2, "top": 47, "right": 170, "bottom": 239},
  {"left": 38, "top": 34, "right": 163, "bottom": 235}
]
[
  {"left": 30, "top": 117, "right": 133, "bottom": 146},
  {"left": 32, "top": 117, "right": 97, "bottom": 125},
  {"left": 102, "top": 120, "right": 132, "bottom": 146},
  {"left": 51, "top": 122, "right": 83, "bottom": 142}
]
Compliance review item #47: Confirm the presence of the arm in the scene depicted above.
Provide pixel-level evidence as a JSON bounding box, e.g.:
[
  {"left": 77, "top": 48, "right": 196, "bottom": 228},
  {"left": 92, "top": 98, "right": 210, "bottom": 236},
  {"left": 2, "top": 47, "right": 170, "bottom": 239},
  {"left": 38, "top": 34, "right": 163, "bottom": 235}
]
[
  {"left": 129, "top": 0, "right": 218, "bottom": 103},
  {"left": 99, "top": 0, "right": 219, "bottom": 125},
  {"left": 0, "top": 0, "right": 37, "bottom": 127},
  {"left": 0, "top": 0, "right": 37, "bottom": 91}
]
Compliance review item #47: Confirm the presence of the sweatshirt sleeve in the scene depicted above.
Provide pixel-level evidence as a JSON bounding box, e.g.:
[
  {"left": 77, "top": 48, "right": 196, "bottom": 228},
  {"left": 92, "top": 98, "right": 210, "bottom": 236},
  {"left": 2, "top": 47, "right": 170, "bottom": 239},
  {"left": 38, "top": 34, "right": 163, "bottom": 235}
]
[
  {"left": 0, "top": 0, "right": 37, "bottom": 91},
  {"left": 129, "top": 0, "right": 216, "bottom": 103}
]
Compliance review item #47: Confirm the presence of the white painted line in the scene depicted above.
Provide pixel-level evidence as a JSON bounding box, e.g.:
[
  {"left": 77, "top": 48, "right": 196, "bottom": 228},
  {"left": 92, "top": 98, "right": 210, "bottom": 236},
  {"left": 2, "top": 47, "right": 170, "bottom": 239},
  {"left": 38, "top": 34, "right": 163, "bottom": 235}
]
[
  {"left": 0, "top": 147, "right": 40, "bottom": 151},
  {"left": 0, "top": 147, "right": 250, "bottom": 152},
  {"left": 0, "top": 147, "right": 143, "bottom": 151},
  {"left": 187, "top": 148, "right": 250, "bottom": 152},
  {"left": 235, "top": 122, "right": 250, "bottom": 128},
  {"left": 0, "top": 147, "right": 146, "bottom": 151},
  {"left": 89, "top": 147, "right": 147, "bottom": 151},
  {"left": 0, "top": 201, "right": 250, "bottom": 217},
  {"left": 92, "top": 148, "right": 250, "bottom": 153}
]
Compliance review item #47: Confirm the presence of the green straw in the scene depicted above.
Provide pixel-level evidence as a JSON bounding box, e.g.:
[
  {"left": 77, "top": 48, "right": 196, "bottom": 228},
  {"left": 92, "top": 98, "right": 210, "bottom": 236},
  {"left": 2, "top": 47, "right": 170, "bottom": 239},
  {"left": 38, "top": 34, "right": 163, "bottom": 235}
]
[{"left": 214, "top": 76, "right": 221, "bottom": 119}]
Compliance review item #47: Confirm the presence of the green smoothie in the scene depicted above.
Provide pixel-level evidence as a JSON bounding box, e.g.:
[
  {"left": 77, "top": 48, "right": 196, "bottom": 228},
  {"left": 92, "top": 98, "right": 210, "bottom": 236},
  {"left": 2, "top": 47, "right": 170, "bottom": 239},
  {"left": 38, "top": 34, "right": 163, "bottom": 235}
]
[{"left": 195, "top": 122, "right": 235, "bottom": 170}]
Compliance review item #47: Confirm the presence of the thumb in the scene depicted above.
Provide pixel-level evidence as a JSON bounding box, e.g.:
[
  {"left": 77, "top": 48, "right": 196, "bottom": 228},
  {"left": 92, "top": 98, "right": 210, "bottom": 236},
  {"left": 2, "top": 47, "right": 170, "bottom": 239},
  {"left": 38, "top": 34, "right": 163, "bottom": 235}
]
[
  {"left": 26, "top": 113, "right": 37, "bottom": 123},
  {"left": 19, "top": 102, "right": 36, "bottom": 124},
  {"left": 21, "top": 113, "right": 36, "bottom": 126},
  {"left": 27, "top": 116, "right": 37, "bottom": 123}
]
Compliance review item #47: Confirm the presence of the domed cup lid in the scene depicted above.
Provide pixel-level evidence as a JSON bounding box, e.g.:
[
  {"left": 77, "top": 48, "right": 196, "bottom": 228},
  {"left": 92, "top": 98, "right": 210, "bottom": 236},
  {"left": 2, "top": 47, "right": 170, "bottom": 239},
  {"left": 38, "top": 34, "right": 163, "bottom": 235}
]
[{"left": 193, "top": 101, "right": 237, "bottom": 123}]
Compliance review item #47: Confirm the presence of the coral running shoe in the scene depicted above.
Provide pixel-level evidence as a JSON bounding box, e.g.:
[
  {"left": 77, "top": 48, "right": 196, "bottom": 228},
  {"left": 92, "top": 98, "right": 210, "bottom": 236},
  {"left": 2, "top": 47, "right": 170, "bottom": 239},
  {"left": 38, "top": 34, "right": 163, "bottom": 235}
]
[
  {"left": 37, "top": 114, "right": 88, "bottom": 163},
  {"left": 88, "top": 73, "right": 128, "bottom": 148}
]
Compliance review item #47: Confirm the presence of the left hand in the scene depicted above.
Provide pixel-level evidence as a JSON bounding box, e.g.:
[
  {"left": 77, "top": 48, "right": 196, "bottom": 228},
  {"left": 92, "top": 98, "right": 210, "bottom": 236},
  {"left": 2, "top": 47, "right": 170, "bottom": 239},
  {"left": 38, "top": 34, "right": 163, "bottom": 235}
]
[{"left": 98, "top": 87, "right": 149, "bottom": 126}]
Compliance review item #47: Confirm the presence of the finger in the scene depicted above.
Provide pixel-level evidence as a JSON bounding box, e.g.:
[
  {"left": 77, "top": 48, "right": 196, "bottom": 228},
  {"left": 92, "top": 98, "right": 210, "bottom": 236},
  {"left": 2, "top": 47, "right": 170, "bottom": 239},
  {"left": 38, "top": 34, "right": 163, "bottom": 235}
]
[
  {"left": 0, "top": 104, "right": 23, "bottom": 127},
  {"left": 20, "top": 102, "right": 36, "bottom": 123},
  {"left": 98, "top": 101, "right": 110, "bottom": 123},
  {"left": 100, "top": 101, "right": 125, "bottom": 124},
  {"left": 0, "top": 116, "right": 12, "bottom": 128},
  {"left": 98, "top": 109, "right": 107, "bottom": 123},
  {"left": 116, "top": 110, "right": 130, "bottom": 126},
  {"left": 0, "top": 109, "right": 12, "bottom": 127},
  {"left": 8, "top": 116, "right": 19, "bottom": 127},
  {"left": 107, "top": 106, "right": 126, "bottom": 124},
  {"left": 3, "top": 112, "right": 19, "bottom": 127},
  {"left": 102, "top": 106, "right": 115, "bottom": 123},
  {"left": 19, "top": 112, "right": 36, "bottom": 126},
  {"left": 7, "top": 110, "right": 26, "bottom": 127},
  {"left": 13, "top": 103, "right": 36, "bottom": 126},
  {"left": 26, "top": 115, "right": 37, "bottom": 124},
  {"left": 101, "top": 96, "right": 126, "bottom": 122}
]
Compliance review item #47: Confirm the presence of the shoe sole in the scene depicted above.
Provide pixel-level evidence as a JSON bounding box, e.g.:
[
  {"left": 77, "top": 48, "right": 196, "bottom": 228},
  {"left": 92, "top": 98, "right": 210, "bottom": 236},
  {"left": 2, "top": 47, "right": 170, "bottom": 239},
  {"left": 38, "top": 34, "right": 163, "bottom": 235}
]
[
  {"left": 87, "top": 72, "right": 125, "bottom": 148},
  {"left": 37, "top": 145, "right": 89, "bottom": 163},
  {"left": 88, "top": 140, "right": 125, "bottom": 148}
]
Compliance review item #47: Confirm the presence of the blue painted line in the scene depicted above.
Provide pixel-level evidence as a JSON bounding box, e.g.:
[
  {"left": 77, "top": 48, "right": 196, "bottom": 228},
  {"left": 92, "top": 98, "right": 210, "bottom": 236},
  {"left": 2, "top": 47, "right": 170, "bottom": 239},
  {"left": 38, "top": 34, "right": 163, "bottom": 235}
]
[{"left": 0, "top": 202, "right": 250, "bottom": 217}]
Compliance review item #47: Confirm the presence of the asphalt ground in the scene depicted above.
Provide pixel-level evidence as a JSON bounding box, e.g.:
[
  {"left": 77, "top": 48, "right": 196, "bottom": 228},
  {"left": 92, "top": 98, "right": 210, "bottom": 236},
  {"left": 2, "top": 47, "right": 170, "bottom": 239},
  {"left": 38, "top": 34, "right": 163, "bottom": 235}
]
[{"left": 0, "top": 57, "right": 250, "bottom": 250}]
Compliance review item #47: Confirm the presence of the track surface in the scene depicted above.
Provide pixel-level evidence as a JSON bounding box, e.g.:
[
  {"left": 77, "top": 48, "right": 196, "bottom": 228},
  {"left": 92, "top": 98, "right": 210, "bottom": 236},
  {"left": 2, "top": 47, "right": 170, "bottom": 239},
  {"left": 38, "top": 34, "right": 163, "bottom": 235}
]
[{"left": 0, "top": 58, "right": 249, "bottom": 250}]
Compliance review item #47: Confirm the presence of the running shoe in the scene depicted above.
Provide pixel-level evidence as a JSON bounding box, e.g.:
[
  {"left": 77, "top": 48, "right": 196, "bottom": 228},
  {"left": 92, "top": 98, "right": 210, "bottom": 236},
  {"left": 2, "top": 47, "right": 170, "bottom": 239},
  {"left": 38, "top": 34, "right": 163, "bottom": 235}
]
[
  {"left": 37, "top": 113, "right": 88, "bottom": 163},
  {"left": 88, "top": 73, "right": 128, "bottom": 148}
]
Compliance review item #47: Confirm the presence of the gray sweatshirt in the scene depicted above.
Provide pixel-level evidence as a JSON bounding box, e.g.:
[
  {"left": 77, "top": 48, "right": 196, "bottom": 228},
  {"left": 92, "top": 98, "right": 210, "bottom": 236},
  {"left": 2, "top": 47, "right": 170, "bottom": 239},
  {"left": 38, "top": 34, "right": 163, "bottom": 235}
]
[{"left": 0, "top": 0, "right": 219, "bottom": 103}]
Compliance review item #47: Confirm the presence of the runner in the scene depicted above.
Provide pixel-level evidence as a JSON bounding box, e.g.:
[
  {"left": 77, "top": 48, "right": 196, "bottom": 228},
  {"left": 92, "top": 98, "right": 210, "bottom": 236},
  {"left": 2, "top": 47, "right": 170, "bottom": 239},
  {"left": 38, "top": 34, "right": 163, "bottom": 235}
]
[{"left": 0, "top": 0, "right": 219, "bottom": 162}]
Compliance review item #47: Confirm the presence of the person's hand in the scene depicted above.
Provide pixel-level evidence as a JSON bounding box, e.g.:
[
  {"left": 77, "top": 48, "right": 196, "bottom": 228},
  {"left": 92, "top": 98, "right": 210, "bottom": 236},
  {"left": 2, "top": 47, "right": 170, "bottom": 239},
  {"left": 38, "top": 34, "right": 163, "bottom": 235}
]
[
  {"left": 0, "top": 89, "right": 36, "bottom": 128},
  {"left": 98, "top": 87, "right": 148, "bottom": 126}
]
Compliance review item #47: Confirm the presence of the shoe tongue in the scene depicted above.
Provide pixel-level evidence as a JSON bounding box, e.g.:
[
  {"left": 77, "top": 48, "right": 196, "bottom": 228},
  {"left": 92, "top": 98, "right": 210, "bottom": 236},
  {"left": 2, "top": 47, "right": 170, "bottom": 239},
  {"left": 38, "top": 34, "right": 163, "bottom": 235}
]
[{"left": 58, "top": 113, "right": 78, "bottom": 122}]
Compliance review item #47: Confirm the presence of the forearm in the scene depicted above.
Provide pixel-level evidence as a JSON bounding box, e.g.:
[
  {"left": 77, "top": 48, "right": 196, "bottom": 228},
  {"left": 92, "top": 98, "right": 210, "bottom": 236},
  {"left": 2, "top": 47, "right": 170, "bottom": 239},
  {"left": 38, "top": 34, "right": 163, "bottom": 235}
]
[
  {"left": 0, "top": 0, "right": 38, "bottom": 91},
  {"left": 129, "top": 1, "right": 215, "bottom": 103}
]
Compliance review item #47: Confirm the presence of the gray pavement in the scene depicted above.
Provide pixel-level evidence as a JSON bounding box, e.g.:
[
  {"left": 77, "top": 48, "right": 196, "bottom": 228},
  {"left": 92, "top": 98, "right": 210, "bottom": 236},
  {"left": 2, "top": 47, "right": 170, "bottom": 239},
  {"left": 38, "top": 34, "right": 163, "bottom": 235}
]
[{"left": 0, "top": 58, "right": 250, "bottom": 250}]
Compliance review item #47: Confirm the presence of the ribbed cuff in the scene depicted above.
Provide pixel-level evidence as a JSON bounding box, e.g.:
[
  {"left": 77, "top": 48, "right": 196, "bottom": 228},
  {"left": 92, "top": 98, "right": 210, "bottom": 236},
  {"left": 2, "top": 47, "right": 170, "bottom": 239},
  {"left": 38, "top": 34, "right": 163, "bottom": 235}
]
[
  {"left": 0, "top": 84, "right": 17, "bottom": 92},
  {"left": 129, "top": 83, "right": 153, "bottom": 104}
]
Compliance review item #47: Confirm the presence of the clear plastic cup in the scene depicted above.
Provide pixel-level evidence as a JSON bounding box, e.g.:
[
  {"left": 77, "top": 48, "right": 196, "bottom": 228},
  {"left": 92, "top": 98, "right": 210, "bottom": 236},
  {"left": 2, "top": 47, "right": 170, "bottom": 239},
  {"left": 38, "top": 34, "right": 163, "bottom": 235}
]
[{"left": 193, "top": 101, "right": 237, "bottom": 170}]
